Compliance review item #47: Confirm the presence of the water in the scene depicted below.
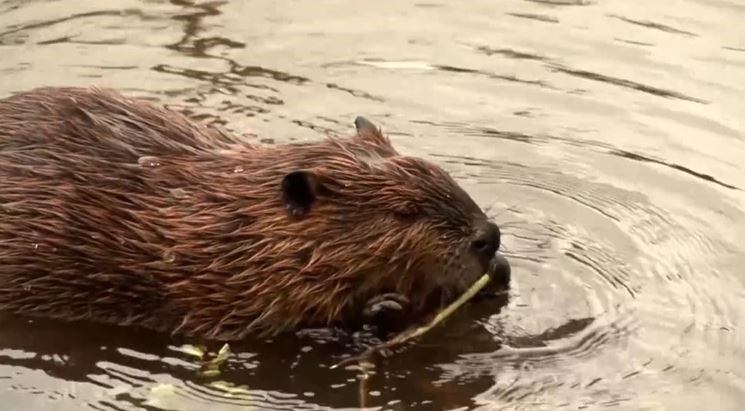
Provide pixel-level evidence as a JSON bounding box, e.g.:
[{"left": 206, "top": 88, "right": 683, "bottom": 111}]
[{"left": 1, "top": 0, "right": 744, "bottom": 409}]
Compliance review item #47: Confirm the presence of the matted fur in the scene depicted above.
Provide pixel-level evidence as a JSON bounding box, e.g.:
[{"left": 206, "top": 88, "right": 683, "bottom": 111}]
[{"left": 0, "top": 87, "right": 492, "bottom": 340}]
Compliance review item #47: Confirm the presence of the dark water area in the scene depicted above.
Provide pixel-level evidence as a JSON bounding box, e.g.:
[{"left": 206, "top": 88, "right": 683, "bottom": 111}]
[{"left": 1, "top": 0, "right": 744, "bottom": 410}]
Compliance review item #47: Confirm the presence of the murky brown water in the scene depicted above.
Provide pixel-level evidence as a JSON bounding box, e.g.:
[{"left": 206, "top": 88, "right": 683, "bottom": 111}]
[{"left": 1, "top": 0, "right": 745, "bottom": 409}]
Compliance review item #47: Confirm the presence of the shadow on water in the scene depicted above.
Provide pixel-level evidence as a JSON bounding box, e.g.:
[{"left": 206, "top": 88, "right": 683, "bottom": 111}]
[
  {"left": 0, "top": 298, "right": 529, "bottom": 408},
  {"left": 0, "top": 291, "right": 604, "bottom": 410}
]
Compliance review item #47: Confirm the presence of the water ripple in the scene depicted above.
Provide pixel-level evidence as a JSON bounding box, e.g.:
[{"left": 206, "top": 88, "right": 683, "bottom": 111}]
[{"left": 609, "top": 14, "right": 698, "bottom": 37}]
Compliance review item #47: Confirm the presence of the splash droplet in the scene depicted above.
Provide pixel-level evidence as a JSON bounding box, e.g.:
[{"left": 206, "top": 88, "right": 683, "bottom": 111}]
[
  {"left": 233, "top": 166, "right": 244, "bottom": 173},
  {"left": 138, "top": 156, "right": 161, "bottom": 168}
]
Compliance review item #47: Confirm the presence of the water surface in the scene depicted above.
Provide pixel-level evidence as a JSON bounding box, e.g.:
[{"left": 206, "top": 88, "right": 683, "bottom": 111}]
[{"left": 1, "top": 0, "right": 744, "bottom": 410}]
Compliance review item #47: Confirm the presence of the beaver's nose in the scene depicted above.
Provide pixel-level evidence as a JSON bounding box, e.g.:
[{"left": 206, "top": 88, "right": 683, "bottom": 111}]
[{"left": 471, "top": 221, "right": 501, "bottom": 263}]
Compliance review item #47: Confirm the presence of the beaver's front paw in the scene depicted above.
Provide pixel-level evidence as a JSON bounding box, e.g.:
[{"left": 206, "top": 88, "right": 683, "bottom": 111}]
[{"left": 363, "top": 293, "right": 409, "bottom": 319}]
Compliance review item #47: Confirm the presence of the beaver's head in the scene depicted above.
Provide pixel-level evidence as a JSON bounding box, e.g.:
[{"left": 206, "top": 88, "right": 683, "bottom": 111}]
[{"left": 271, "top": 117, "right": 510, "bottom": 319}]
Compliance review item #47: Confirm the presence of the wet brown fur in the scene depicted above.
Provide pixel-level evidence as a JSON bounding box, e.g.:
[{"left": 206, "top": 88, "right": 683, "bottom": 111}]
[{"left": 0, "top": 87, "right": 491, "bottom": 340}]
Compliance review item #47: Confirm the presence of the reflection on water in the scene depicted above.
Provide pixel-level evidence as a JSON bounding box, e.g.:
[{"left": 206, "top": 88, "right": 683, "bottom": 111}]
[{"left": 1, "top": 0, "right": 744, "bottom": 409}]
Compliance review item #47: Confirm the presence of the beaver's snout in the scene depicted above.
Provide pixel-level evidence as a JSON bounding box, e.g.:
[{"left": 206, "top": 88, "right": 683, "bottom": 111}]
[
  {"left": 471, "top": 220, "right": 501, "bottom": 271},
  {"left": 488, "top": 253, "right": 511, "bottom": 290},
  {"left": 470, "top": 220, "right": 510, "bottom": 295}
]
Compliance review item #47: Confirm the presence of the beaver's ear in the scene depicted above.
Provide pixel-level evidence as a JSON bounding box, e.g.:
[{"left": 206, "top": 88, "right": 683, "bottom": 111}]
[
  {"left": 281, "top": 170, "right": 322, "bottom": 216},
  {"left": 354, "top": 116, "right": 397, "bottom": 155},
  {"left": 355, "top": 116, "right": 386, "bottom": 141},
  {"left": 355, "top": 116, "right": 381, "bottom": 136}
]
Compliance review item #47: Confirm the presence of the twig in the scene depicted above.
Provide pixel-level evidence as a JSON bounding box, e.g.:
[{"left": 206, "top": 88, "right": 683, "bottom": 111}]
[{"left": 332, "top": 273, "right": 491, "bottom": 369}]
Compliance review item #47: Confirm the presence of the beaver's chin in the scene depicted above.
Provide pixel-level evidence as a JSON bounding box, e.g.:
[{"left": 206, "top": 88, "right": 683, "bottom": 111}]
[
  {"left": 431, "top": 253, "right": 511, "bottom": 307},
  {"left": 472, "top": 253, "right": 511, "bottom": 301}
]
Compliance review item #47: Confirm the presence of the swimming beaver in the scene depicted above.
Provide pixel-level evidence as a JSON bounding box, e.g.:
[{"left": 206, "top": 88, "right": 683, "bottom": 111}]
[{"left": 0, "top": 87, "right": 509, "bottom": 341}]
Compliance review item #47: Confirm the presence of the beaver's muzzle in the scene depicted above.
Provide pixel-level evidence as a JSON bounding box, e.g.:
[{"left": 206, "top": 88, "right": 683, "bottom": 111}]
[
  {"left": 488, "top": 253, "right": 511, "bottom": 291},
  {"left": 469, "top": 218, "right": 509, "bottom": 289}
]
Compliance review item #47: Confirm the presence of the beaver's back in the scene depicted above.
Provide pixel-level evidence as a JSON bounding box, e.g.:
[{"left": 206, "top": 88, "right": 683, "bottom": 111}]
[
  {"left": 0, "top": 88, "right": 257, "bottom": 333},
  {"left": 0, "top": 87, "right": 242, "bottom": 158}
]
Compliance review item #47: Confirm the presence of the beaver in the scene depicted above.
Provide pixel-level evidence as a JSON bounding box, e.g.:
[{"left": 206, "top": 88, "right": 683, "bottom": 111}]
[{"left": 0, "top": 87, "right": 509, "bottom": 341}]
